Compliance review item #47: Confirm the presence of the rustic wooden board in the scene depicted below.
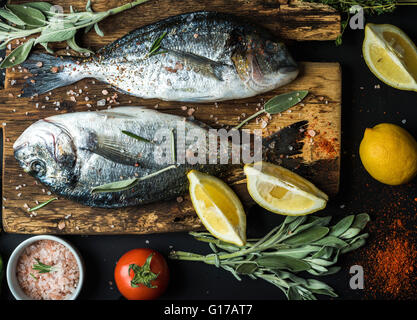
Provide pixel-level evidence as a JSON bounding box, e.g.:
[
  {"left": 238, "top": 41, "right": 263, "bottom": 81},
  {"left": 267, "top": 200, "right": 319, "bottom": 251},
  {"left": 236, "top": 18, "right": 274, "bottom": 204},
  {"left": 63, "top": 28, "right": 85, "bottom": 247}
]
[
  {"left": 1, "top": 62, "right": 341, "bottom": 234},
  {"left": 0, "top": 0, "right": 341, "bottom": 234}
]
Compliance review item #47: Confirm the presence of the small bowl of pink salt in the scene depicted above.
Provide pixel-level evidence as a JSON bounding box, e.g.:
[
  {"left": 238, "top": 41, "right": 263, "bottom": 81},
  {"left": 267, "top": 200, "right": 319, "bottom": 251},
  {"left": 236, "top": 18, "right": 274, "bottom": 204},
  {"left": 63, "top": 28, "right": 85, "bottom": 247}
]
[{"left": 7, "top": 235, "right": 84, "bottom": 300}]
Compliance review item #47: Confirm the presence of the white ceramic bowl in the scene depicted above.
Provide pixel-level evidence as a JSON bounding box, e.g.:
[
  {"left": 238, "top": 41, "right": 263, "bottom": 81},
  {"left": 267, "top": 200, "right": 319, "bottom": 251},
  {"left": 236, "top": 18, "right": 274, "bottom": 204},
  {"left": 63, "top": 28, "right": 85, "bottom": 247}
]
[{"left": 6, "top": 235, "right": 85, "bottom": 300}]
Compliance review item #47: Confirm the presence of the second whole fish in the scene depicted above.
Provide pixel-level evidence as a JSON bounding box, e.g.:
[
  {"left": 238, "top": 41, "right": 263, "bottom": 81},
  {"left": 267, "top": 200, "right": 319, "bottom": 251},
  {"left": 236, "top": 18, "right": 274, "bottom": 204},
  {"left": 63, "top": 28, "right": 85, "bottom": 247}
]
[
  {"left": 13, "top": 106, "right": 307, "bottom": 208},
  {"left": 21, "top": 11, "right": 298, "bottom": 102}
]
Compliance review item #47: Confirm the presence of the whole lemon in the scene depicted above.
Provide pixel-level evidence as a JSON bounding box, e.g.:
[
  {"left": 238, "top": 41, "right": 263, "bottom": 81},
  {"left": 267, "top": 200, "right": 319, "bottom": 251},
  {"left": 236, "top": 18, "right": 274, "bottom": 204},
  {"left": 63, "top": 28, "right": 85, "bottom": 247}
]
[{"left": 359, "top": 123, "right": 417, "bottom": 185}]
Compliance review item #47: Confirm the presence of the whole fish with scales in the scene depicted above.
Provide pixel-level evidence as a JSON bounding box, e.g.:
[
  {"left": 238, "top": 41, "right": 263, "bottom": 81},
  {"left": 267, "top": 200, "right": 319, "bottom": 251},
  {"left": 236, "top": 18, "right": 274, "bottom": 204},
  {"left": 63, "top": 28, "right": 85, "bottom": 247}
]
[{"left": 21, "top": 11, "right": 298, "bottom": 101}]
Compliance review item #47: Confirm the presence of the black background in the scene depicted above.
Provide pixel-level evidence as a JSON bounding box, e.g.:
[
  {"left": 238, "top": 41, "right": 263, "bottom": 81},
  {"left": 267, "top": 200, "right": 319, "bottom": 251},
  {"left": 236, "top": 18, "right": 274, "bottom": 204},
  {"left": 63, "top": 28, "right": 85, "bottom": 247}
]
[{"left": 1, "top": 5, "right": 417, "bottom": 301}]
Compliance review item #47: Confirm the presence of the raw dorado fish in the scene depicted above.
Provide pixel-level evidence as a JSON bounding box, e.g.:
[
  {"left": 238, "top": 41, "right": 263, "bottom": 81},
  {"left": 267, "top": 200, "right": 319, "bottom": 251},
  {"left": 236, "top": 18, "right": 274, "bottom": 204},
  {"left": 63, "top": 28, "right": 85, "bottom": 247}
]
[
  {"left": 21, "top": 11, "right": 298, "bottom": 102},
  {"left": 13, "top": 107, "right": 306, "bottom": 208}
]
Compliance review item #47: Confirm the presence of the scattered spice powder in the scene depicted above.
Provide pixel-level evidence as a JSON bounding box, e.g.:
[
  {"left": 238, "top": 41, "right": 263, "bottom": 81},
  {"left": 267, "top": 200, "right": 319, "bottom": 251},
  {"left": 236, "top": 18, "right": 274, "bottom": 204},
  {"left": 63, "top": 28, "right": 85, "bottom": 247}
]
[{"left": 356, "top": 217, "right": 416, "bottom": 299}]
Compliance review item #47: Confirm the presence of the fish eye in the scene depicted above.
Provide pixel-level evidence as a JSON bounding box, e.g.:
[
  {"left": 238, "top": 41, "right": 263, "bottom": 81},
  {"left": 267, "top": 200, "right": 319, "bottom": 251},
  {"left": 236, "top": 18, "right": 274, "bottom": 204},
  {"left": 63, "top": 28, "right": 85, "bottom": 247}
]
[{"left": 30, "top": 160, "right": 46, "bottom": 177}]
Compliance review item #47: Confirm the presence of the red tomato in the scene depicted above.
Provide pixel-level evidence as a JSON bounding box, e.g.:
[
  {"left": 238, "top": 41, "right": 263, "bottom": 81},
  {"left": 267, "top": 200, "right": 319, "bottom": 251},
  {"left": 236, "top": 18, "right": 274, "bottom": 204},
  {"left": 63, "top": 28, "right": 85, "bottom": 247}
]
[{"left": 114, "top": 248, "right": 169, "bottom": 300}]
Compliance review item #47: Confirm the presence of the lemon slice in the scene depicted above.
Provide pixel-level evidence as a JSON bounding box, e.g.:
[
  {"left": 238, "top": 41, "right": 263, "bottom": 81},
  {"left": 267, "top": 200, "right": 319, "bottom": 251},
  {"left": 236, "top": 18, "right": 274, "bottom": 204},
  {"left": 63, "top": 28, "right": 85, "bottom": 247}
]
[
  {"left": 363, "top": 23, "right": 417, "bottom": 91},
  {"left": 244, "top": 162, "right": 328, "bottom": 216},
  {"left": 187, "top": 170, "right": 246, "bottom": 246}
]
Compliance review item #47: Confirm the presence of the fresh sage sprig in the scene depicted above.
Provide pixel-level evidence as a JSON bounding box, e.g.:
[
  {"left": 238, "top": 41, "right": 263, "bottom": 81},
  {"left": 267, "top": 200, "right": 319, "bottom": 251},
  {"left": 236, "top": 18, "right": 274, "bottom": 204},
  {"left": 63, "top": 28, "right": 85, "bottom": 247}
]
[
  {"left": 0, "top": 0, "right": 150, "bottom": 68},
  {"left": 169, "top": 213, "right": 370, "bottom": 300},
  {"left": 32, "top": 258, "right": 58, "bottom": 274},
  {"left": 233, "top": 90, "right": 309, "bottom": 130}
]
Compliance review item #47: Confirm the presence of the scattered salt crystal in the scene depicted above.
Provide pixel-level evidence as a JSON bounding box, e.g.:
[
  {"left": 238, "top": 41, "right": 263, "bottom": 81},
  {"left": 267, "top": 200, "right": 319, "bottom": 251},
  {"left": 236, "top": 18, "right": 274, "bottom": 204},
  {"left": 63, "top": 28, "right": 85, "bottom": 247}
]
[{"left": 97, "top": 99, "right": 106, "bottom": 107}]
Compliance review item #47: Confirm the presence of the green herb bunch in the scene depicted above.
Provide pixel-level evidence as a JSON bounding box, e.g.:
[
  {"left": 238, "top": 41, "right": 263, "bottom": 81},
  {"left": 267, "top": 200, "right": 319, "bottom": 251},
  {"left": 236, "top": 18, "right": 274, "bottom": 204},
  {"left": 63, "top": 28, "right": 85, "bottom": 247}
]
[
  {"left": 0, "top": 0, "right": 150, "bottom": 68},
  {"left": 170, "top": 213, "right": 370, "bottom": 300},
  {"left": 301, "top": 0, "right": 417, "bottom": 45}
]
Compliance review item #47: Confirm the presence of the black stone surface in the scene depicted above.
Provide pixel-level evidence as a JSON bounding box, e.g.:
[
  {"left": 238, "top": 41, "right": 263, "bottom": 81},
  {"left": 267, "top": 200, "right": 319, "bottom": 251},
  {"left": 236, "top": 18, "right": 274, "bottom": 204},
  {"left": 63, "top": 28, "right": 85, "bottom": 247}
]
[{"left": 1, "top": 7, "right": 417, "bottom": 301}]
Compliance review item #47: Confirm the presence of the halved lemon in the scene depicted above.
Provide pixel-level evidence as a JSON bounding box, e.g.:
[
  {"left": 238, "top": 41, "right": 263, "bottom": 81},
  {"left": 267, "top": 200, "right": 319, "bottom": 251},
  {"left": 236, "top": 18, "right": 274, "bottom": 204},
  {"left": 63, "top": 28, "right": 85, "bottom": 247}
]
[
  {"left": 187, "top": 170, "right": 246, "bottom": 246},
  {"left": 244, "top": 162, "right": 328, "bottom": 216},
  {"left": 363, "top": 23, "right": 417, "bottom": 91}
]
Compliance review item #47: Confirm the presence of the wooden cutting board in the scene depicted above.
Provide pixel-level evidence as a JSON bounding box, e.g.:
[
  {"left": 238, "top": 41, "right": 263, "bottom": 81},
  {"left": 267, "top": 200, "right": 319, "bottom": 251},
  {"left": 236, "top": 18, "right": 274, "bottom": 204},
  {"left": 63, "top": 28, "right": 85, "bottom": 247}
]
[{"left": 0, "top": 0, "right": 341, "bottom": 234}]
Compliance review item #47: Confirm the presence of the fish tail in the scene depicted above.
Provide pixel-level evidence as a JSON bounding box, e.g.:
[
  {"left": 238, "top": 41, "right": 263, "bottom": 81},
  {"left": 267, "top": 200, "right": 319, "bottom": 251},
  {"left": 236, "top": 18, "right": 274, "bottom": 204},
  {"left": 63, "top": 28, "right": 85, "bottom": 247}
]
[
  {"left": 262, "top": 120, "right": 309, "bottom": 162},
  {"left": 21, "top": 53, "right": 85, "bottom": 97}
]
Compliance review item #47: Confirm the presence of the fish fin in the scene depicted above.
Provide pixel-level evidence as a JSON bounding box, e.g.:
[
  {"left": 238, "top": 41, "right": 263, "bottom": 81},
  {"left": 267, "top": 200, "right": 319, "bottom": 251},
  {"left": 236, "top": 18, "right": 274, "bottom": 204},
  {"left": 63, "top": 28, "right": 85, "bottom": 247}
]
[
  {"left": 262, "top": 120, "right": 308, "bottom": 163},
  {"left": 91, "top": 136, "right": 142, "bottom": 166},
  {"left": 20, "top": 53, "right": 84, "bottom": 97},
  {"left": 167, "top": 49, "right": 228, "bottom": 81}
]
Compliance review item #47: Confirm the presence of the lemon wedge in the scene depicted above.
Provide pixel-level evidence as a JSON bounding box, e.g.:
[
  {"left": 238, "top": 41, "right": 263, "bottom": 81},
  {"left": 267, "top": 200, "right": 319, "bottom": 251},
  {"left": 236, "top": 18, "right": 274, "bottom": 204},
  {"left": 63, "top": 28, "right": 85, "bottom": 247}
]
[
  {"left": 363, "top": 23, "right": 417, "bottom": 91},
  {"left": 244, "top": 162, "right": 328, "bottom": 216},
  {"left": 187, "top": 170, "right": 246, "bottom": 246}
]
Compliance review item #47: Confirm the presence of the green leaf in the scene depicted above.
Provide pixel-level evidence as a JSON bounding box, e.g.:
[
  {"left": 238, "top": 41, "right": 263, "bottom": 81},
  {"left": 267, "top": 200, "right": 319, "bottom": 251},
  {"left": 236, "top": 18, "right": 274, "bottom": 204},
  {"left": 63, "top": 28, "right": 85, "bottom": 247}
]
[
  {"left": 91, "top": 177, "right": 138, "bottom": 193},
  {"left": 329, "top": 215, "right": 354, "bottom": 237},
  {"left": 283, "top": 226, "right": 329, "bottom": 245},
  {"left": 235, "top": 263, "right": 258, "bottom": 275},
  {"left": 0, "top": 38, "right": 35, "bottom": 69},
  {"left": 256, "top": 255, "right": 311, "bottom": 272},
  {"left": 341, "top": 238, "right": 367, "bottom": 254},
  {"left": 340, "top": 227, "right": 362, "bottom": 239},
  {"left": 311, "top": 246, "right": 333, "bottom": 259},
  {"left": 94, "top": 22, "right": 104, "bottom": 36},
  {"left": 313, "top": 236, "right": 348, "bottom": 248},
  {"left": 287, "top": 286, "right": 304, "bottom": 300},
  {"left": 0, "top": 8, "right": 25, "bottom": 26},
  {"left": 122, "top": 130, "right": 153, "bottom": 143},
  {"left": 36, "top": 24, "right": 77, "bottom": 43},
  {"left": 7, "top": 4, "right": 46, "bottom": 27},
  {"left": 351, "top": 213, "right": 370, "bottom": 230},
  {"left": 25, "top": 2, "right": 54, "bottom": 14},
  {"left": 264, "top": 90, "right": 309, "bottom": 115},
  {"left": 28, "top": 197, "right": 58, "bottom": 212},
  {"left": 40, "top": 42, "right": 54, "bottom": 54},
  {"left": 67, "top": 36, "right": 93, "bottom": 54},
  {"left": 266, "top": 245, "right": 321, "bottom": 259}
]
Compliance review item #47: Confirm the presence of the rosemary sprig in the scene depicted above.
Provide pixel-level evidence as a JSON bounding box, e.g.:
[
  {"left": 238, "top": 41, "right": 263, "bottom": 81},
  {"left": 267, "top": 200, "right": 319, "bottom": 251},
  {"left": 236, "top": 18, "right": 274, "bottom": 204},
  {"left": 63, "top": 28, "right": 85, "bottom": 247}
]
[
  {"left": 32, "top": 258, "right": 58, "bottom": 274},
  {"left": 0, "top": 0, "right": 150, "bottom": 68},
  {"left": 91, "top": 164, "right": 177, "bottom": 193},
  {"left": 147, "top": 31, "right": 168, "bottom": 57},
  {"left": 301, "top": 0, "right": 417, "bottom": 45},
  {"left": 122, "top": 130, "right": 153, "bottom": 143},
  {"left": 28, "top": 197, "right": 58, "bottom": 212},
  {"left": 234, "top": 90, "right": 308, "bottom": 130},
  {"left": 170, "top": 213, "right": 370, "bottom": 300}
]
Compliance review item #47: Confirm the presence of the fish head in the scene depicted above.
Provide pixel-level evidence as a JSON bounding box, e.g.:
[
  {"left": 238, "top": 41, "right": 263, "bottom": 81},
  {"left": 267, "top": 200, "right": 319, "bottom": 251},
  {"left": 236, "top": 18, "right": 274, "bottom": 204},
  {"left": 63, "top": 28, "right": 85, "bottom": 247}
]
[
  {"left": 231, "top": 31, "right": 299, "bottom": 91},
  {"left": 13, "top": 120, "right": 77, "bottom": 188}
]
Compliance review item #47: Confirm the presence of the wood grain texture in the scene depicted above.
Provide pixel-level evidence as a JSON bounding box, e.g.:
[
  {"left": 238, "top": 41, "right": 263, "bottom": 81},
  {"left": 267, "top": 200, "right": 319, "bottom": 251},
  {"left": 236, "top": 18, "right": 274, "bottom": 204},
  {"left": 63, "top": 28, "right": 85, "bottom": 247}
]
[
  {"left": 4, "top": 0, "right": 340, "bottom": 55},
  {"left": 1, "top": 0, "right": 341, "bottom": 234},
  {"left": 1, "top": 61, "right": 341, "bottom": 234}
]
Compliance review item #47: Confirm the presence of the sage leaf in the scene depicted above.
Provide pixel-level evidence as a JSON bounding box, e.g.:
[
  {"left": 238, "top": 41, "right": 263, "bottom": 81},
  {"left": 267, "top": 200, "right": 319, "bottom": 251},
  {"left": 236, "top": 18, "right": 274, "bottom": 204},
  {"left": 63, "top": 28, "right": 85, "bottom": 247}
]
[
  {"left": 329, "top": 215, "right": 354, "bottom": 237},
  {"left": 256, "top": 255, "right": 311, "bottom": 272},
  {"left": 236, "top": 263, "right": 258, "bottom": 275},
  {"left": 311, "top": 246, "right": 333, "bottom": 259},
  {"left": 0, "top": 8, "right": 25, "bottom": 26},
  {"left": 0, "top": 38, "right": 35, "bottom": 69},
  {"left": 91, "top": 177, "right": 138, "bottom": 193},
  {"left": 67, "top": 36, "right": 93, "bottom": 54},
  {"left": 40, "top": 42, "right": 54, "bottom": 54},
  {"left": 265, "top": 245, "right": 320, "bottom": 259},
  {"left": 7, "top": 4, "right": 46, "bottom": 27},
  {"left": 36, "top": 24, "right": 77, "bottom": 43},
  {"left": 288, "top": 216, "right": 307, "bottom": 232},
  {"left": 313, "top": 235, "right": 348, "bottom": 248},
  {"left": 351, "top": 213, "right": 370, "bottom": 230},
  {"left": 264, "top": 90, "right": 309, "bottom": 114},
  {"left": 340, "top": 227, "right": 362, "bottom": 239},
  {"left": 94, "top": 23, "right": 104, "bottom": 37},
  {"left": 25, "top": 2, "right": 54, "bottom": 14},
  {"left": 283, "top": 226, "right": 329, "bottom": 245},
  {"left": 287, "top": 286, "right": 303, "bottom": 300},
  {"left": 341, "top": 238, "right": 367, "bottom": 254}
]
